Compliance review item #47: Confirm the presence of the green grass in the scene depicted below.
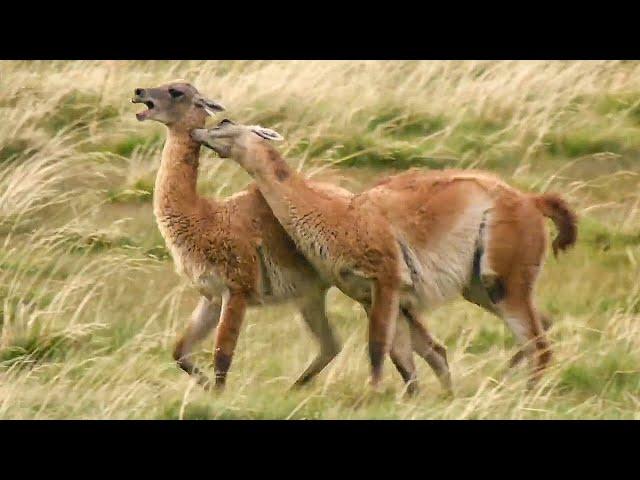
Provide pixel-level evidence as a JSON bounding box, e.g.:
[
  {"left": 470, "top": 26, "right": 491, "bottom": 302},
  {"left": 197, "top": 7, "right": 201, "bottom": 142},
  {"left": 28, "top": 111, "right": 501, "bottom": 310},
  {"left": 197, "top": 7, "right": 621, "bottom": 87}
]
[
  {"left": 1, "top": 60, "right": 639, "bottom": 419},
  {"left": 107, "top": 178, "right": 154, "bottom": 204},
  {"left": 0, "top": 139, "right": 31, "bottom": 162}
]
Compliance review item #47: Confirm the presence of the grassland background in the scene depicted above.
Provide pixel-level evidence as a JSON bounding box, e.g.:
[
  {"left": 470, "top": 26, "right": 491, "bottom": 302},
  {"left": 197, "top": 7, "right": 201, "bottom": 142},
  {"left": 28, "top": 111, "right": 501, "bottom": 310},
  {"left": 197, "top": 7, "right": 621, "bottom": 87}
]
[{"left": 0, "top": 60, "right": 639, "bottom": 419}]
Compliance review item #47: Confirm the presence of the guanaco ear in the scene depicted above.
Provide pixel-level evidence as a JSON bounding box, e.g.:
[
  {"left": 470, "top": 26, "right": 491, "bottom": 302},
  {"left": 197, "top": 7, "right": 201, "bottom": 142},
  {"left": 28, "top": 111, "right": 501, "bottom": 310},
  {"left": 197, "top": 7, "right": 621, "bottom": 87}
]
[
  {"left": 250, "top": 126, "right": 284, "bottom": 141},
  {"left": 193, "top": 94, "right": 225, "bottom": 116}
]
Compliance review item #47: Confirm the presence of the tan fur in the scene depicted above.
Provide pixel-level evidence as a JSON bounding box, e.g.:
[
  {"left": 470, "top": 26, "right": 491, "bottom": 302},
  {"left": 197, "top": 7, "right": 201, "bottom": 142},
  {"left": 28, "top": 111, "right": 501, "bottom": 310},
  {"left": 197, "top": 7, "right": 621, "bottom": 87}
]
[
  {"left": 363, "top": 168, "right": 576, "bottom": 386},
  {"left": 154, "top": 140, "right": 321, "bottom": 303},
  {"left": 194, "top": 124, "right": 577, "bottom": 390},
  {"left": 533, "top": 193, "right": 578, "bottom": 256},
  {"left": 135, "top": 84, "right": 441, "bottom": 393},
  {"left": 134, "top": 83, "right": 340, "bottom": 389},
  {"left": 192, "top": 126, "right": 450, "bottom": 390}
]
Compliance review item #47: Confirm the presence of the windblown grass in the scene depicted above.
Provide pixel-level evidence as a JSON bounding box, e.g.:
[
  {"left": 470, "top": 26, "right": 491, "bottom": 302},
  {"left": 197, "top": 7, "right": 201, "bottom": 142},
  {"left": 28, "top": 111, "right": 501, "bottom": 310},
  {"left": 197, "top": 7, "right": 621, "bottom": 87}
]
[{"left": 0, "top": 60, "right": 639, "bottom": 419}]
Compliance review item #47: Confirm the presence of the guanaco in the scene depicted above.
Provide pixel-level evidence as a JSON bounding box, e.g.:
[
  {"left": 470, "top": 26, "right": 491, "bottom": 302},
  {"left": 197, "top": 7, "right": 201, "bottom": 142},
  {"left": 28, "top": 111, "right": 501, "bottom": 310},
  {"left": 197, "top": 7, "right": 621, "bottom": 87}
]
[
  {"left": 131, "top": 83, "right": 447, "bottom": 394},
  {"left": 131, "top": 83, "right": 340, "bottom": 389},
  {"left": 192, "top": 119, "right": 577, "bottom": 390}
]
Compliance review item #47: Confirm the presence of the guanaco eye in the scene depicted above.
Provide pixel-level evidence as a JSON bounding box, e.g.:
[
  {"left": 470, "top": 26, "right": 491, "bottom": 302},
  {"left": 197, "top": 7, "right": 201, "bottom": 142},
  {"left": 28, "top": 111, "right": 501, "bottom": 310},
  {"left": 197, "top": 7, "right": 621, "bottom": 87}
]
[{"left": 169, "top": 88, "right": 184, "bottom": 99}]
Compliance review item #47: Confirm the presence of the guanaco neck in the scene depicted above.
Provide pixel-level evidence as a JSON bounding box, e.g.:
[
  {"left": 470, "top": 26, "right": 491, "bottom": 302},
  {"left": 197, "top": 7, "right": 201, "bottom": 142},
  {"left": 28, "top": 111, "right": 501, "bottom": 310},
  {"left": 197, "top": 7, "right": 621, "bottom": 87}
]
[
  {"left": 239, "top": 143, "right": 346, "bottom": 223},
  {"left": 154, "top": 126, "right": 212, "bottom": 219}
]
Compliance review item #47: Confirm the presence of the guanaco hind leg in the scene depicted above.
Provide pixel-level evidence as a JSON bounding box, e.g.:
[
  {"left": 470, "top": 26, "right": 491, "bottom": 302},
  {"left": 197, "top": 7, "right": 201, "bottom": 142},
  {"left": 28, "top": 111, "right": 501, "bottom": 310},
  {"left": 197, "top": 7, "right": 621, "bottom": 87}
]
[
  {"left": 401, "top": 306, "right": 452, "bottom": 393},
  {"left": 173, "top": 296, "right": 222, "bottom": 389},
  {"left": 498, "top": 294, "right": 552, "bottom": 389},
  {"left": 467, "top": 203, "right": 552, "bottom": 387},
  {"left": 473, "top": 258, "right": 552, "bottom": 387}
]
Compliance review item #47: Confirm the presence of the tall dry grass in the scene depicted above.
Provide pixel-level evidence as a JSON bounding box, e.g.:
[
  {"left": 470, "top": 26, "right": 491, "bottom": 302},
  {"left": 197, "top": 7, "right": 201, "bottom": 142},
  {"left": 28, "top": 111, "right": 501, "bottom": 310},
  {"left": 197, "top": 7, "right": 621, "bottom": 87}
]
[{"left": 0, "top": 60, "right": 638, "bottom": 418}]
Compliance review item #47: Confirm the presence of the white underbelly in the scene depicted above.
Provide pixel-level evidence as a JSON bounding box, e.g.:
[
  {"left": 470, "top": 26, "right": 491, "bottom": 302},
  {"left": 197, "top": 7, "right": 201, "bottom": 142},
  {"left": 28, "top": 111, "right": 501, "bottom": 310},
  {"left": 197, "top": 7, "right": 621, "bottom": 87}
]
[{"left": 398, "top": 203, "right": 490, "bottom": 310}]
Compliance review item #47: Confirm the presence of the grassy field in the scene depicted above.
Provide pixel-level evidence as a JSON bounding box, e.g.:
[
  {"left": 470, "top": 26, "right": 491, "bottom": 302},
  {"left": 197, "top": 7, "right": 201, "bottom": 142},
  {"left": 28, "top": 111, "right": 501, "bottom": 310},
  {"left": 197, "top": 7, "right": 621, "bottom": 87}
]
[{"left": 0, "top": 60, "right": 639, "bottom": 419}]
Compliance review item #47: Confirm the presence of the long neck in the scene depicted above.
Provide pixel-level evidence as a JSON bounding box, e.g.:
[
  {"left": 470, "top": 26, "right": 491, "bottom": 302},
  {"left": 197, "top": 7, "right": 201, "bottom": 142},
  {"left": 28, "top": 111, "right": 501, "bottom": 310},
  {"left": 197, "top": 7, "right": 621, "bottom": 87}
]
[
  {"left": 154, "top": 127, "right": 211, "bottom": 217},
  {"left": 239, "top": 144, "right": 344, "bottom": 227}
]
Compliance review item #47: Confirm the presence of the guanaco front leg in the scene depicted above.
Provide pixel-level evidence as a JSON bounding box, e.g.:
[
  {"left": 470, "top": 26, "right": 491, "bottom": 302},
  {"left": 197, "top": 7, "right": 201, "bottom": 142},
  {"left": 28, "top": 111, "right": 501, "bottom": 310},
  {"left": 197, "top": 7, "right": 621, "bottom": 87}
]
[
  {"left": 389, "top": 316, "right": 418, "bottom": 396},
  {"left": 174, "top": 296, "right": 222, "bottom": 389},
  {"left": 401, "top": 306, "right": 452, "bottom": 393},
  {"left": 293, "top": 288, "right": 341, "bottom": 387},
  {"left": 363, "top": 303, "right": 418, "bottom": 395},
  {"left": 368, "top": 279, "right": 400, "bottom": 389},
  {"left": 213, "top": 290, "right": 248, "bottom": 389}
]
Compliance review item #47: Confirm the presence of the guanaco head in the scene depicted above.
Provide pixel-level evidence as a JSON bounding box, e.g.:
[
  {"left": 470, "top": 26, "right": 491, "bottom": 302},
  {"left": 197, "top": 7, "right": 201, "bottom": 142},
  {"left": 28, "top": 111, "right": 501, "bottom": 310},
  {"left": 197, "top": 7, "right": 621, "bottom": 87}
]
[
  {"left": 191, "top": 119, "right": 283, "bottom": 160},
  {"left": 130, "top": 82, "right": 225, "bottom": 129}
]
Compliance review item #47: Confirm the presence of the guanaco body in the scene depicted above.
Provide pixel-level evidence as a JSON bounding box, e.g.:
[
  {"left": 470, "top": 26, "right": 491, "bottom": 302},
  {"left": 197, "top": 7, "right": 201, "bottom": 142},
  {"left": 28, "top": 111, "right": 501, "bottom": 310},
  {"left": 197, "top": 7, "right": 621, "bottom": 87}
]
[
  {"left": 192, "top": 120, "right": 577, "bottom": 389},
  {"left": 132, "top": 83, "right": 447, "bottom": 394},
  {"left": 132, "top": 83, "right": 341, "bottom": 389}
]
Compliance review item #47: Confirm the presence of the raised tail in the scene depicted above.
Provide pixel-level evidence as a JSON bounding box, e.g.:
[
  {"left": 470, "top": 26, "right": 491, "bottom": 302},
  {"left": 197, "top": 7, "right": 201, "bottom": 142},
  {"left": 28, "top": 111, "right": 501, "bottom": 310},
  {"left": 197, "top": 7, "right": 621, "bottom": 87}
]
[{"left": 533, "top": 193, "right": 578, "bottom": 257}]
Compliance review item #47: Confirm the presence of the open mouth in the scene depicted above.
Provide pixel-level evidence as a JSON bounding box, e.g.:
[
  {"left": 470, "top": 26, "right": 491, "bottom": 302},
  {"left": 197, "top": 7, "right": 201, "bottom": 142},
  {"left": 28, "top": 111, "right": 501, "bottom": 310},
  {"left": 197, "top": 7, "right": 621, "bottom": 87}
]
[{"left": 131, "top": 98, "right": 155, "bottom": 121}]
